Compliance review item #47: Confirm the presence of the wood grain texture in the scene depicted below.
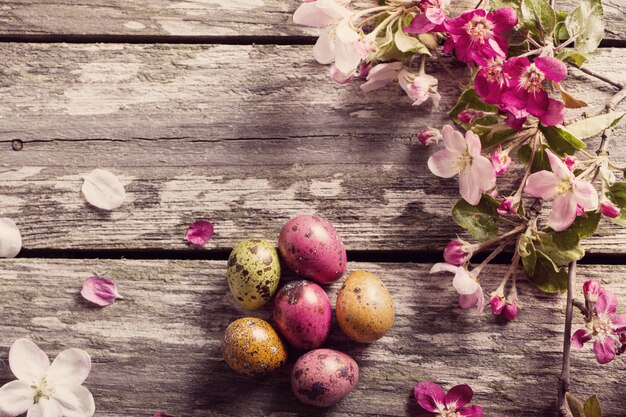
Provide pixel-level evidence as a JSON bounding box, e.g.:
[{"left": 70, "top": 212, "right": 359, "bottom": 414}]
[
  {"left": 1, "top": 44, "right": 625, "bottom": 253},
  {"left": 0, "top": 259, "right": 624, "bottom": 416},
  {"left": 0, "top": 0, "right": 622, "bottom": 41}
]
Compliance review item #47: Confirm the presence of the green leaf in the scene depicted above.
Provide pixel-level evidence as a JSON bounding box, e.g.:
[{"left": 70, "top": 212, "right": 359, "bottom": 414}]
[
  {"left": 584, "top": 395, "right": 602, "bottom": 417},
  {"left": 565, "top": 0, "right": 604, "bottom": 54},
  {"left": 567, "top": 392, "right": 586, "bottom": 417},
  {"left": 452, "top": 196, "right": 500, "bottom": 242},
  {"left": 519, "top": 232, "right": 538, "bottom": 276},
  {"left": 394, "top": 16, "right": 431, "bottom": 55},
  {"left": 521, "top": 0, "right": 556, "bottom": 37},
  {"left": 540, "top": 125, "right": 586, "bottom": 156},
  {"left": 557, "top": 49, "right": 587, "bottom": 68},
  {"left": 566, "top": 112, "right": 626, "bottom": 139},
  {"left": 449, "top": 88, "right": 499, "bottom": 125},
  {"left": 538, "top": 233, "right": 585, "bottom": 266},
  {"left": 528, "top": 250, "right": 569, "bottom": 292},
  {"left": 607, "top": 182, "right": 626, "bottom": 227},
  {"left": 518, "top": 144, "right": 551, "bottom": 172},
  {"left": 552, "top": 211, "right": 601, "bottom": 249}
]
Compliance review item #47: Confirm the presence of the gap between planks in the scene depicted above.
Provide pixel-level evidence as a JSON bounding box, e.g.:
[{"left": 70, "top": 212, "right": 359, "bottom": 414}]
[
  {"left": 0, "top": 33, "right": 622, "bottom": 48},
  {"left": 16, "top": 248, "right": 626, "bottom": 266}
]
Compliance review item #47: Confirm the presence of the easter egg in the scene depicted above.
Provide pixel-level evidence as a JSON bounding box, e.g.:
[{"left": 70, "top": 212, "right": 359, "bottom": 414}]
[
  {"left": 221, "top": 317, "right": 287, "bottom": 376},
  {"left": 227, "top": 239, "right": 281, "bottom": 309},
  {"left": 291, "top": 348, "right": 359, "bottom": 407},
  {"left": 273, "top": 280, "right": 332, "bottom": 350},
  {"left": 278, "top": 214, "right": 347, "bottom": 284},
  {"left": 336, "top": 270, "right": 394, "bottom": 343}
]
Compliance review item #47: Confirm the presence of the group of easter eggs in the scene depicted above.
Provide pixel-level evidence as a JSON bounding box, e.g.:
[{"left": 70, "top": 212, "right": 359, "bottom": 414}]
[{"left": 221, "top": 214, "right": 395, "bottom": 407}]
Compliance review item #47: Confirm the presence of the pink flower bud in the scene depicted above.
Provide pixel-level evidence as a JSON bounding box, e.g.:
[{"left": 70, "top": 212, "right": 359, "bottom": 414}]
[
  {"left": 490, "top": 293, "right": 506, "bottom": 316},
  {"left": 358, "top": 63, "right": 371, "bottom": 79},
  {"left": 491, "top": 147, "right": 511, "bottom": 176},
  {"left": 583, "top": 279, "right": 604, "bottom": 302},
  {"left": 81, "top": 277, "right": 122, "bottom": 307},
  {"left": 458, "top": 109, "right": 485, "bottom": 124},
  {"left": 497, "top": 197, "right": 518, "bottom": 216},
  {"left": 502, "top": 300, "right": 518, "bottom": 321},
  {"left": 600, "top": 201, "right": 620, "bottom": 218},
  {"left": 443, "top": 239, "right": 472, "bottom": 265},
  {"left": 418, "top": 128, "right": 441, "bottom": 146},
  {"left": 329, "top": 64, "right": 355, "bottom": 85},
  {"left": 563, "top": 156, "right": 576, "bottom": 172}
]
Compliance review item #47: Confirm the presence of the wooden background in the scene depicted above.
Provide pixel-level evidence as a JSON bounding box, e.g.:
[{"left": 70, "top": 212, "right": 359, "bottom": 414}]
[{"left": 0, "top": 1, "right": 625, "bottom": 416}]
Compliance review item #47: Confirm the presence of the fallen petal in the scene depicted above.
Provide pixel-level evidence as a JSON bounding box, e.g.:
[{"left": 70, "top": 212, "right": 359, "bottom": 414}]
[
  {"left": 0, "top": 218, "right": 22, "bottom": 258},
  {"left": 81, "top": 277, "right": 122, "bottom": 307},
  {"left": 81, "top": 169, "right": 125, "bottom": 210},
  {"left": 185, "top": 220, "right": 215, "bottom": 246}
]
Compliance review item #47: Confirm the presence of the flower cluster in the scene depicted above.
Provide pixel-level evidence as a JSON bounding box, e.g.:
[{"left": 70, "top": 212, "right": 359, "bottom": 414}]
[{"left": 572, "top": 280, "right": 626, "bottom": 364}]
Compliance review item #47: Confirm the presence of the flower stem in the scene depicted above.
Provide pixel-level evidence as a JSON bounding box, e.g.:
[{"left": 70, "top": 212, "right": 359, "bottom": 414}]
[
  {"left": 558, "top": 261, "right": 576, "bottom": 416},
  {"left": 476, "top": 225, "right": 526, "bottom": 253}
]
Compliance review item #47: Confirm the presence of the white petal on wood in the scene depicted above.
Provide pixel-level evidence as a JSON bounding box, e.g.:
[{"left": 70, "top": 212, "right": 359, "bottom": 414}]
[
  {"left": 0, "top": 218, "right": 22, "bottom": 258},
  {"left": 81, "top": 169, "right": 125, "bottom": 210}
]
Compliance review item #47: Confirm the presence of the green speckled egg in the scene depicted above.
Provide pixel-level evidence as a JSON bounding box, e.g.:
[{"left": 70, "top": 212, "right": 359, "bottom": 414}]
[
  {"left": 227, "top": 239, "right": 281, "bottom": 309},
  {"left": 222, "top": 317, "right": 287, "bottom": 376}
]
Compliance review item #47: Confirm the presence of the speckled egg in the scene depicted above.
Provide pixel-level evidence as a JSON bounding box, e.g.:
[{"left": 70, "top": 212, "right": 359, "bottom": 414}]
[
  {"left": 278, "top": 214, "right": 347, "bottom": 285},
  {"left": 291, "top": 348, "right": 359, "bottom": 407},
  {"left": 336, "top": 270, "right": 394, "bottom": 343},
  {"left": 227, "top": 239, "right": 281, "bottom": 309},
  {"left": 221, "top": 317, "right": 287, "bottom": 376},
  {"left": 273, "top": 280, "right": 332, "bottom": 350}
]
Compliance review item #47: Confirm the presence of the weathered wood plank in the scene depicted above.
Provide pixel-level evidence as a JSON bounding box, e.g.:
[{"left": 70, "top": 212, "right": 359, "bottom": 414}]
[
  {"left": 0, "top": 259, "right": 624, "bottom": 416},
  {"left": 0, "top": 44, "right": 625, "bottom": 252},
  {"left": 0, "top": 0, "right": 623, "bottom": 41}
]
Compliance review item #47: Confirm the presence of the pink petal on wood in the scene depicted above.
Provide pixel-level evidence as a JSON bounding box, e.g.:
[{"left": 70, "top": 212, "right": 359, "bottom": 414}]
[
  {"left": 81, "top": 277, "right": 122, "bottom": 307},
  {"left": 185, "top": 220, "right": 215, "bottom": 246}
]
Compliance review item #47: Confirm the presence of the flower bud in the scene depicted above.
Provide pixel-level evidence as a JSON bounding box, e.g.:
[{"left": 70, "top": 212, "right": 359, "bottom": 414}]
[
  {"left": 458, "top": 109, "right": 485, "bottom": 124},
  {"left": 491, "top": 147, "right": 511, "bottom": 176},
  {"left": 563, "top": 156, "right": 576, "bottom": 172},
  {"left": 583, "top": 279, "right": 604, "bottom": 302},
  {"left": 418, "top": 128, "right": 441, "bottom": 146},
  {"left": 443, "top": 239, "right": 473, "bottom": 265},
  {"left": 600, "top": 201, "right": 620, "bottom": 218},
  {"left": 358, "top": 62, "right": 371, "bottom": 79},
  {"left": 502, "top": 300, "right": 518, "bottom": 321},
  {"left": 489, "top": 293, "right": 506, "bottom": 316},
  {"left": 497, "top": 197, "right": 518, "bottom": 216}
]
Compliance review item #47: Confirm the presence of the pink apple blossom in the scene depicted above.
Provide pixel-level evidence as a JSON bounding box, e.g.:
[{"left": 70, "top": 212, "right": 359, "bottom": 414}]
[
  {"left": 414, "top": 381, "right": 483, "bottom": 417},
  {"left": 501, "top": 56, "right": 567, "bottom": 126},
  {"left": 430, "top": 263, "right": 485, "bottom": 313},
  {"left": 444, "top": 7, "right": 518, "bottom": 64},
  {"left": 444, "top": 239, "right": 474, "bottom": 265},
  {"left": 563, "top": 156, "right": 576, "bottom": 172},
  {"left": 474, "top": 57, "right": 508, "bottom": 105},
  {"left": 0, "top": 339, "right": 95, "bottom": 417},
  {"left": 501, "top": 105, "right": 529, "bottom": 131},
  {"left": 428, "top": 125, "right": 496, "bottom": 205},
  {"left": 524, "top": 149, "right": 598, "bottom": 231},
  {"left": 418, "top": 128, "right": 442, "bottom": 146},
  {"left": 404, "top": 0, "right": 449, "bottom": 34},
  {"left": 583, "top": 279, "right": 605, "bottom": 302},
  {"left": 360, "top": 62, "right": 403, "bottom": 92},
  {"left": 572, "top": 285, "right": 626, "bottom": 364},
  {"left": 600, "top": 201, "right": 620, "bottom": 218},
  {"left": 398, "top": 69, "right": 441, "bottom": 107},
  {"left": 491, "top": 147, "right": 511, "bottom": 175}
]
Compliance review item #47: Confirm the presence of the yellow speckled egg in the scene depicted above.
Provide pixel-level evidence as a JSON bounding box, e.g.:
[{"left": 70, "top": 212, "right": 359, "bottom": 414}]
[
  {"left": 227, "top": 239, "right": 281, "bottom": 309},
  {"left": 221, "top": 317, "right": 287, "bottom": 376},
  {"left": 336, "top": 270, "right": 394, "bottom": 343}
]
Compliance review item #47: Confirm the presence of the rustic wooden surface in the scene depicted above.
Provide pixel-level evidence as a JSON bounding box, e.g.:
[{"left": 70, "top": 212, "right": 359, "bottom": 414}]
[
  {"left": 0, "top": 45, "right": 625, "bottom": 253},
  {"left": 0, "top": 0, "right": 625, "bottom": 416},
  {"left": 0, "top": 260, "right": 625, "bottom": 417},
  {"left": 0, "top": 0, "right": 622, "bottom": 41}
]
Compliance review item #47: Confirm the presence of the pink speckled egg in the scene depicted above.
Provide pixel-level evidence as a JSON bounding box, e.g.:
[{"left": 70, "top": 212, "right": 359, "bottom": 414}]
[
  {"left": 278, "top": 214, "right": 347, "bottom": 284},
  {"left": 291, "top": 348, "right": 359, "bottom": 407},
  {"left": 273, "top": 280, "right": 332, "bottom": 350}
]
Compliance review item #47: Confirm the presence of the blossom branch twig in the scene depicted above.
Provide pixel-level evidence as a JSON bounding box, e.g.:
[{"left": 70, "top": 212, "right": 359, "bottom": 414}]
[{"left": 558, "top": 261, "right": 576, "bottom": 416}]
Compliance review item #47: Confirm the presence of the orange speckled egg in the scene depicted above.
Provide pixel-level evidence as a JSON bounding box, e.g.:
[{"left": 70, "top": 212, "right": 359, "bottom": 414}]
[
  {"left": 221, "top": 317, "right": 287, "bottom": 376},
  {"left": 336, "top": 270, "right": 394, "bottom": 343}
]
